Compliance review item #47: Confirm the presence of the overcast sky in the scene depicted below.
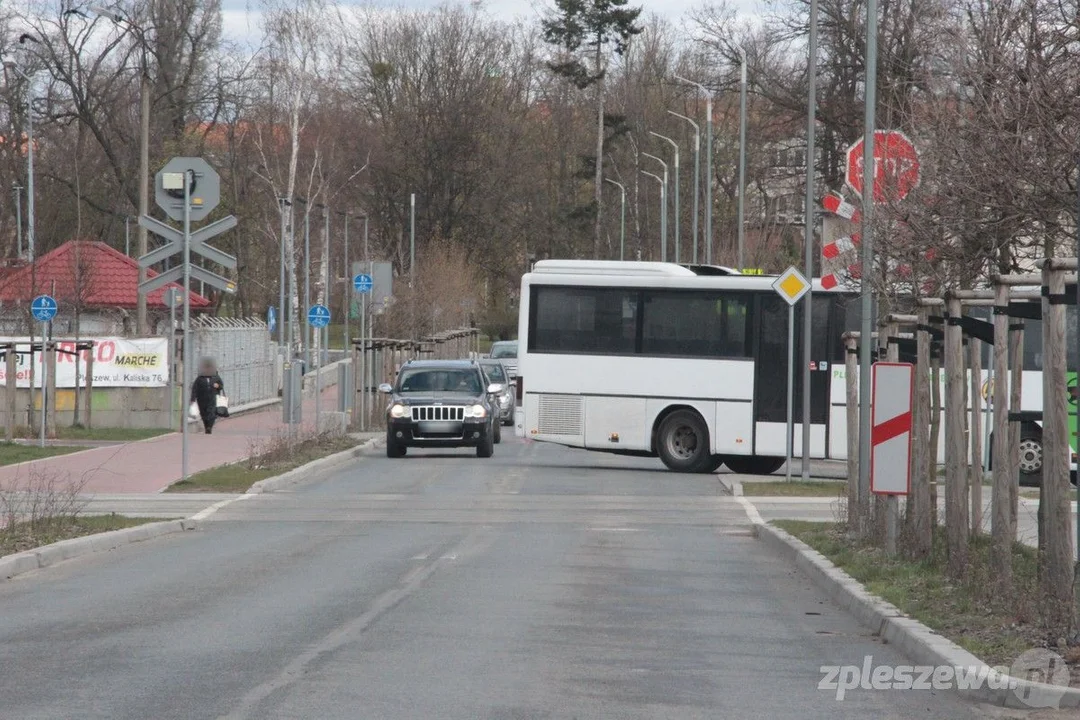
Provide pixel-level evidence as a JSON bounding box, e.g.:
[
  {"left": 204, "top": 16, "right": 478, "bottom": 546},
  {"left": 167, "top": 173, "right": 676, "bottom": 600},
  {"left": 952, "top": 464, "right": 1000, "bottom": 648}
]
[{"left": 219, "top": 0, "right": 762, "bottom": 47}]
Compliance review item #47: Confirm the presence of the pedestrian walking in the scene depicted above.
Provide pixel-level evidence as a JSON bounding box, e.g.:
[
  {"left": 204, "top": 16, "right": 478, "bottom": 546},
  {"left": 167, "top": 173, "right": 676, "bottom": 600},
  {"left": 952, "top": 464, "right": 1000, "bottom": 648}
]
[{"left": 190, "top": 357, "right": 225, "bottom": 434}]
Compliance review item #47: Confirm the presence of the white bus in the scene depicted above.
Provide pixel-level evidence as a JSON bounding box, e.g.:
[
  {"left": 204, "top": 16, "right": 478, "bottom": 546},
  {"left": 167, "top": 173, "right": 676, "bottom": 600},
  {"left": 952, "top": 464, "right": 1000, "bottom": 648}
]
[
  {"left": 512, "top": 260, "right": 1074, "bottom": 483},
  {"left": 512, "top": 260, "right": 858, "bottom": 473}
]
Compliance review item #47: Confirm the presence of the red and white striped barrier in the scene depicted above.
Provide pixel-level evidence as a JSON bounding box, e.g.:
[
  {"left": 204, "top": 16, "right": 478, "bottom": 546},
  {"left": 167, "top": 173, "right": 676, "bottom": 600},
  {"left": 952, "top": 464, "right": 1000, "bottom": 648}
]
[
  {"left": 822, "top": 193, "right": 862, "bottom": 223},
  {"left": 870, "top": 362, "right": 913, "bottom": 495},
  {"left": 822, "top": 233, "right": 860, "bottom": 259}
]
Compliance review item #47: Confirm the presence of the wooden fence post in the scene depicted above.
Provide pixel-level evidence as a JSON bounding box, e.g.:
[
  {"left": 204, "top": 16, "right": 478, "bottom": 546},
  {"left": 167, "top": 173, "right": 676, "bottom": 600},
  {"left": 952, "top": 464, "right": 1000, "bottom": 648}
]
[
  {"left": 46, "top": 342, "right": 57, "bottom": 438},
  {"left": 85, "top": 346, "right": 94, "bottom": 430},
  {"left": 991, "top": 282, "right": 1013, "bottom": 592},
  {"left": 843, "top": 333, "right": 859, "bottom": 531},
  {"left": 1007, "top": 319, "right": 1022, "bottom": 539},
  {"left": 1038, "top": 260, "right": 1075, "bottom": 632},
  {"left": 5, "top": 345, "right": 15, "bottom": 442},
  {"left": 969, "top": 325, "right": 984, "bottom": 537},
  {"left": 944, "top": 293, "right": 970, "bottom": 577}
]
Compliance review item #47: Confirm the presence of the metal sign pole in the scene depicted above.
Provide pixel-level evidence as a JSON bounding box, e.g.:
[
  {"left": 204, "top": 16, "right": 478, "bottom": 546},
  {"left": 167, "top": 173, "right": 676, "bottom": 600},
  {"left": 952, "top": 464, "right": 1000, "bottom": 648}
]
[
  {"left": 169, "top": 294, "right": 176, "bottom": 430},
  {"left": 786, "top": 303, "right": 795, "bottom": 482},
  {"left": 39, "top": 339, "right": 47, "bottom": 448},
  {"left": 360, "top": 293, "right": 366, "bottom": 431},
  {"left": 182, "top": 176, "right": 191, "bottom": 483}
]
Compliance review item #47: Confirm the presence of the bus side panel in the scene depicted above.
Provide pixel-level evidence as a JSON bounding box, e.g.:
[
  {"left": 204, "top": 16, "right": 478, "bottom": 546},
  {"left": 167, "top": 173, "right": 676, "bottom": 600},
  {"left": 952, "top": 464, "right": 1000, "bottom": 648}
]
[
  {"left": 755, "top": 422, "right": 826, "bottom": 458},
  {"left": 584, "top": 397, "right": 650, "bottom": 451},
  {"left": 714, "top": 401, "right": 753, "bottom": 455}
]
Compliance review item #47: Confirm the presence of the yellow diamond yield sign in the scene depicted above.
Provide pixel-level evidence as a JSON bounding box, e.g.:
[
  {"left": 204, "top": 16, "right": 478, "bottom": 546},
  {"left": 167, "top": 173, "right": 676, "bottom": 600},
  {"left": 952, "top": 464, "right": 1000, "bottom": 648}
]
[{"left": 772, "top": 266, "right": 810, "bottom": 306}]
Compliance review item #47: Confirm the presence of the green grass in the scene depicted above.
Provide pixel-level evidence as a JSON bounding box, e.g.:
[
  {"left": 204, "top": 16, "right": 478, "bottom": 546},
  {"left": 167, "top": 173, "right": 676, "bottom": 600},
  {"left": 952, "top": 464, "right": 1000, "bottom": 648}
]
[
  {"left": 166, "top": 434, "right": 360, "bottom": 493},
  {"left": 741, "top": 480, "right": 847, "bottom": 497},
  {"left": 54, "top": 427, "right": 171, "bottom": 442},
  {"left": 774, "top": 519, "right": 1052, "bottom": 667},
  {"left": 0, "top": 514, "right": 162, "bottom": 557},
  {"left": 0, "top": 443, "right": 87, "bottom": 466},
  {"left": 14, "top": 426, "right": 171, "bottom": 442}
]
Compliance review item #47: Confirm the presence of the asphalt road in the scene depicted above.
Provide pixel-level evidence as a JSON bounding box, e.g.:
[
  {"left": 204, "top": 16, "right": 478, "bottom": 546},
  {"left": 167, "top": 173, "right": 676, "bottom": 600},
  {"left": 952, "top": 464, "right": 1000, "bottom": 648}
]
[{"left": 0, "top": 437, "right": 1007, "bottom": 719}]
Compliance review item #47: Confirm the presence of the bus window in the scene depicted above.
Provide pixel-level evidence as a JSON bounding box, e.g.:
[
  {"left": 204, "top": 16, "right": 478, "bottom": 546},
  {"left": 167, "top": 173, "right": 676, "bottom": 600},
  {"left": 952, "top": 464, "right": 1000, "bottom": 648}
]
[
  {"left": 641, "top": 291, "right": 750, "bottom": 358},
  {"left": 530, "top": 286, "right": 637, "bottom": 355}
]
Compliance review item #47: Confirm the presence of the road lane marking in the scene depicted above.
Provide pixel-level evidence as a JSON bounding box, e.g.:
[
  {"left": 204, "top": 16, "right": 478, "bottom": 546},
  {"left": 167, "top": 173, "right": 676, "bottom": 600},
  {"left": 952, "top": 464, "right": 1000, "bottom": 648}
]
[{"left": 218, "top": 527, "right": 495, "bottom": 720}]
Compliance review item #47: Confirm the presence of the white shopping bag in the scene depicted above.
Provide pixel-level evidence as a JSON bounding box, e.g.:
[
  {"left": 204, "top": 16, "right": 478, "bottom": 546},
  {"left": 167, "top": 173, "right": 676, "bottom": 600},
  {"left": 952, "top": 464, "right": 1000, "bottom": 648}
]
[{"left": 188, "top": 402, "right": 200, "bottom": 420}]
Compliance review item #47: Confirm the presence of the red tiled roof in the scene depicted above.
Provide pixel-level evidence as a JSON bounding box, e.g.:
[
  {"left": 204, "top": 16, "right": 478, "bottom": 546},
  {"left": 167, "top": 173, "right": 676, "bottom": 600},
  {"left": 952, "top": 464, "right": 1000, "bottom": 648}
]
[{"left": 0, "top": 241, "right": 212, "bottom": 310}]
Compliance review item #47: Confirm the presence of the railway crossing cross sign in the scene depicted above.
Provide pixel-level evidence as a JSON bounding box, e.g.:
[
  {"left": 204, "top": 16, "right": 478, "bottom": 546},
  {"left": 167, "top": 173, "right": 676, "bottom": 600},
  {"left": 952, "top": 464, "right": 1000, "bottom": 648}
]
[{"left": 137, "top": 156, "right": 238, "bottom": 487}]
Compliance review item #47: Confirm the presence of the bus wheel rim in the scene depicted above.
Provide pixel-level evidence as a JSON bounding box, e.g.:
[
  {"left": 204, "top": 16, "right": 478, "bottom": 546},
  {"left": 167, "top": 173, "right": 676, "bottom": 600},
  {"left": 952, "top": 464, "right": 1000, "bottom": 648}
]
[
  {"left": 666, "top": 425, "right": 698, "bottom": 460},
  {"left": 1019, "top": 439, "right": 1042, "bottom": 474}
]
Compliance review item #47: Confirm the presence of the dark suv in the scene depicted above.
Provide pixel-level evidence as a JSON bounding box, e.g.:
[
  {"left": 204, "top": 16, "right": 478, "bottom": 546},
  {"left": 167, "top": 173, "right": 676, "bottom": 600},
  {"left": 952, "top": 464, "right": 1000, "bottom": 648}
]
[{"left": 379, "top": 360, "right": 503, "bottom": 458}]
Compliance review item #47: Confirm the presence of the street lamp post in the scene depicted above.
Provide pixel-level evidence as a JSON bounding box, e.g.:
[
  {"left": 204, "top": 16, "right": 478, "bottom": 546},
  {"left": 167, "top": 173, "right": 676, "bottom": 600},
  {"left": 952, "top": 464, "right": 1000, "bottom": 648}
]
[
  {"left": 12, "top": 186, "right": 23, "bottom": 258},
  {"left": 737, "top": 48, "right": 749, "bottom": 273},
  {"left": 668, "top": 112, "right": 699, "bottom": 264},
  {"left": 604, "top": 179, "right": 626, "bottom": 261},
  {"left": 650, "top": 132, "right": 680, "bottom": 264},
  {"left": 675, "top": 75, "right": 713, "bottom": 264},
  {"left": 642, "top": 153, "right": 668, "bottom": 261},
  {"left": 803, "top": 1, "right": 819, "bottom": 483},
  {"left": 640, "top": 170, "right": 665, "bottom": 262},
  {"left": 2, "top": 59, "right": 35, "bottom": 262}
]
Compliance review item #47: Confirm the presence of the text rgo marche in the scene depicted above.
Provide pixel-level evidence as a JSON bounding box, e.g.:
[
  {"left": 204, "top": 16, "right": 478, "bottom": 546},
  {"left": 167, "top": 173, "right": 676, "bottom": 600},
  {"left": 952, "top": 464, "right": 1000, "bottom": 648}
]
[{"left": 0, "top": 337, "right": 168, "bottom": 388}]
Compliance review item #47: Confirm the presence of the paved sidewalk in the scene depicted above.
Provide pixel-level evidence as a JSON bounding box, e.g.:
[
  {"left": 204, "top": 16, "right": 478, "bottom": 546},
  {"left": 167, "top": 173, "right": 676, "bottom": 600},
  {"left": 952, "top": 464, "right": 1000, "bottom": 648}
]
[{"left": 0, "top": 388, "right": 351, "bottom": 494}]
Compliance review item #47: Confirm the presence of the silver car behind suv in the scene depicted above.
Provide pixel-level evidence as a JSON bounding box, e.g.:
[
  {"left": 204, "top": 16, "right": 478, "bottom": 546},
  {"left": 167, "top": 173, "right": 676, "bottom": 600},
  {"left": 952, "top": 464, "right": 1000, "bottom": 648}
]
[{"left": 479, "top": 359, "right": 515, "bottom": 427}]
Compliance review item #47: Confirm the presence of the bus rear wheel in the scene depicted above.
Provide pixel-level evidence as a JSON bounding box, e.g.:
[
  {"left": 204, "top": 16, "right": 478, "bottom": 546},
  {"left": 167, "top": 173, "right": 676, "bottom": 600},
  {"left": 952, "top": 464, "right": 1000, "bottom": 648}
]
[
  {"left": 724, "top": 456, "right": 785, "bottom": 476},
  {"left": 657, "top": 410, "right": 713, "bottom": 473},
  {"left": 1018, "top": 428, "right": 1043, "bottom": 487}
]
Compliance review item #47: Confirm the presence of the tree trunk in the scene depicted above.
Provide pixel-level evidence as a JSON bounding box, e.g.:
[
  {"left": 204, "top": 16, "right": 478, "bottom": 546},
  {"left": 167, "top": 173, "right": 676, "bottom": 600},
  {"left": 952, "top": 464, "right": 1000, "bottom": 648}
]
[
  {"left": 1007, "top": 323, "right": 1024, "bottom": 540},
  {"left": 908, "top": 307, "right": 932, "bottom": 558},
  {"left": 593, "top": 42, "right": 604, "bottom": 260},
  {"left": 844, "top": 335, "right": 859, "bottom": 531},
  {"left": 929, "top": 353, "right": 941, "bottom": 528},
  {"left": 1039, "top": 264, "right": 1075, "bottom": 633},
  {"left": 991, "top": 283, "right": 1013, "bottom": 593},
  {"left": 944, "top": 295, "right": 969, "bottom": 578}
]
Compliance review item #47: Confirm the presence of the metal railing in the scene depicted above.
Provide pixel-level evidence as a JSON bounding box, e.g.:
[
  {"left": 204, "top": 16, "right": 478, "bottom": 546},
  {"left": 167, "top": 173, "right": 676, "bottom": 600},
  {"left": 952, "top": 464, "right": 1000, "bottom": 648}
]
[{"left": 190, "top": 317, "right": 275, "bottom": 408}]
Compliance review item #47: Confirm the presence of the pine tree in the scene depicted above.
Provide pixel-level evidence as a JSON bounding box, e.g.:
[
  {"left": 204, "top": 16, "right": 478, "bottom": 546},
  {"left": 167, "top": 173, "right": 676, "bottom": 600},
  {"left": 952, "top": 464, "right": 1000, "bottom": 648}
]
[{"left": 542, "top": 0, "right": 642, "bottom": 260}]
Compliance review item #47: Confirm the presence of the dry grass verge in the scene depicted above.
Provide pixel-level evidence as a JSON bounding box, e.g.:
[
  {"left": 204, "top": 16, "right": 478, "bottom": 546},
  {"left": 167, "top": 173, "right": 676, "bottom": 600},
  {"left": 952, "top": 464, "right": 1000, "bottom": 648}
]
[
  {"left": 775, "top": 520, "right": 1080, "bottom": 687},
  {"left": 166, "top": 430, "right": 360, "bottom": 493}
]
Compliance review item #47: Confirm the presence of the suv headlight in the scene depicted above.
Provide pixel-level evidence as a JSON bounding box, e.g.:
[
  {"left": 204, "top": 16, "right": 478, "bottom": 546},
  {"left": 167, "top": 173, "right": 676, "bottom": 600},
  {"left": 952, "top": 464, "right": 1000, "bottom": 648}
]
[
  {"left": 464, "top": 404, "right": 487, "bottom": 418},
  {"left": 389, "top": 403, "right": 410, "bottom": 419},
  {"left": 498, "top": 391, "right": 512, "bottom": 408}
]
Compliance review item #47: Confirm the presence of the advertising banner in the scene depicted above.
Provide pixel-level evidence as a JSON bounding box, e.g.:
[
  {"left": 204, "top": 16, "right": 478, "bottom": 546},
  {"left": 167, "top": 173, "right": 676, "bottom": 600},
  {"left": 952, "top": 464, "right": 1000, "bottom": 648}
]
[{"left": 0, "top": 337, "right": 169, "bottom": 388}]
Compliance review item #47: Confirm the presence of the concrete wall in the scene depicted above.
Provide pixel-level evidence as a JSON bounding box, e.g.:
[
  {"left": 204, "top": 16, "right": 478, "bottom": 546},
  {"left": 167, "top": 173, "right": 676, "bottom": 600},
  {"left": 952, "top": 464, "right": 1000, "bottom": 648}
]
[{"left": 2, "top": 385, "right": 175, "bottom": 431}]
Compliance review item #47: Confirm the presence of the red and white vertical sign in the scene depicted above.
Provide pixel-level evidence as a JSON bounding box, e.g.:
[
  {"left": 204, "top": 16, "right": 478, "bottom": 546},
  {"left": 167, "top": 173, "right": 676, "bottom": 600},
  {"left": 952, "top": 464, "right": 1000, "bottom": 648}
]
[{"left": 870, "top": 362, "right": 913, "bottom": 495}]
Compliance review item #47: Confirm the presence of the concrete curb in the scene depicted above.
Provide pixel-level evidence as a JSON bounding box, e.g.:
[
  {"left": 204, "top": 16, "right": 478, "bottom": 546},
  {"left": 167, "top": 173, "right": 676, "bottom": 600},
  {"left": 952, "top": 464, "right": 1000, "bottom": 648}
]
[
  {"left": 0, "top": 518, "right": 198, "bottom": 584},
  {"left": 716, "top": 476, "right": 743, "bottom": 496},
  {"left": 245, "top": 436, "right": 383, "bottom": 494},
  {"left": 752, "top": 520, "right": 1080, "bottom": 709}
]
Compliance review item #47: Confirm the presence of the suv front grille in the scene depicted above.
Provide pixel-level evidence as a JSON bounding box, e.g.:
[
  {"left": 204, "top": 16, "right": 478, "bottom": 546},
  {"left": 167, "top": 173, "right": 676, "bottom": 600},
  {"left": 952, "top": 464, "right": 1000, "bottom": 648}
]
[{"left": 412, "top": 405, "right": 465, "bottom": 421}]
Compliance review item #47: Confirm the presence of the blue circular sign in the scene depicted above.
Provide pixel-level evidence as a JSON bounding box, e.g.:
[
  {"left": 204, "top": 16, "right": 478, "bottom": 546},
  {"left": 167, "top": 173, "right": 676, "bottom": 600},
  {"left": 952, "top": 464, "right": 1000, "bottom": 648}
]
[
  {"left": 307, "top": 304, "right": 331, "bottom": 328},
  {"left": 31, "top": 295, "right": 57, "bottom": 322},
  {"left": 353, "top": 274, "right": 373, "bottom": 294}
]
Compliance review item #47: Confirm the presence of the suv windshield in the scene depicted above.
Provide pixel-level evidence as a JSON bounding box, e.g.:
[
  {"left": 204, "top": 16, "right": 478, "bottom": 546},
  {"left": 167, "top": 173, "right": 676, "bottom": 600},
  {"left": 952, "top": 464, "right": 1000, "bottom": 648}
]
[
  {"left": 490, "top": 342, "right": 517, "bottom": 359},
  {"left": 398, "top": 369, "right": 483, "bottom": 394},
  {"left": 482, "top": 363, "right": 507, "bottom": 383}
]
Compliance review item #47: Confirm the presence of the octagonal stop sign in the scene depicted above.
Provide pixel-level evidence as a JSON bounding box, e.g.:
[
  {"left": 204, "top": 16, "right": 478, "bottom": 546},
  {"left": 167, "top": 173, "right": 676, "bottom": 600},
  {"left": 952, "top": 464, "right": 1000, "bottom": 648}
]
[
  {"left": 845, "top": 131, "right": 920, "bottom": 204},
  {"left": 155, "top": 157, "right": 221, "bottom": 223}
]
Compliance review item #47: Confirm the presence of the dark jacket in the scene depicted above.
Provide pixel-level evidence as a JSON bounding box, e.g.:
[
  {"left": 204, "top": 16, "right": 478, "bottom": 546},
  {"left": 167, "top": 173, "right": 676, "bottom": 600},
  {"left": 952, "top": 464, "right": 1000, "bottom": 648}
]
[{"left": 191, "top": 374, "right": 224, "bottom": 416}]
